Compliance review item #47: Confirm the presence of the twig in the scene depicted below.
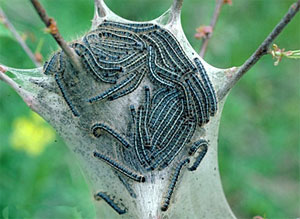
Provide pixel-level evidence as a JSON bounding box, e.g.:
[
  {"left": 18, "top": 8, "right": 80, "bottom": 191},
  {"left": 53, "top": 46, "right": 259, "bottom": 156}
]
[
  {"left": 0, "top": 7, "right": 41, "bottom": 67},
  {"left": 199, "top": 0, "right": 224, "bottom": 57},
  {"left": 94, "top": 0, "right": 107, "bottom": 18},
  {"left": 168, "top": 0, "right": 184, "bottom": 25},
  {"left": 30, "top": 0, "right": 82, "bottom": 72},
  {"left": 236, "top": 1, "right": 300, "bottom": 79},
  {"left": 218, "top": 0, "right": 300, "bottom": 100},
  {"left": 171, "top": 0, "right": 184, "bottom": 17}
]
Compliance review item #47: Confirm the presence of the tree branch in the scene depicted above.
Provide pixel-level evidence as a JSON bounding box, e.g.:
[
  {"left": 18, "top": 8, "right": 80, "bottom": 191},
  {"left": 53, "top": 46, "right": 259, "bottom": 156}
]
[
  {"left": 168, "top": 0, "right": 184, "bottom": 25},
  {"left": 0, "top": 7, "right": 41, "bottom": 67},
  {"left": 30, "top": 0, "right": 82, "bottom": 72},
  {"left": 171, "top": 0, "right": 183, "bottom": 17},
  {"left": 218, "top": 0, "right": 300, "bottom": 100},
  {"left": 94, "top": 0, "right": 107, "bottom": 18},
  {"left": 199, "top": 0, "right": 224, "bottom": 57}
]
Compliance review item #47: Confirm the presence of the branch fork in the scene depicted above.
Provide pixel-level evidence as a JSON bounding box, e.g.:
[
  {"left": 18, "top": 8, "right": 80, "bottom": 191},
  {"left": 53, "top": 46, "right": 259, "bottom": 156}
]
[{"left": 30, "top": 0, "right": 83, "bottom": 72}]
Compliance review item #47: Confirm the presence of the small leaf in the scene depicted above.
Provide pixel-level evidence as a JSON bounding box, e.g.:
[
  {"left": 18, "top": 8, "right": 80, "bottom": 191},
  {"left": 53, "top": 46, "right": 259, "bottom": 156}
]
[
  {"left": 194, "top": 25, "right": 213, "bottom": 39},
  {"left": 270, "top": 44, "right": 300, "bottom": 66},
  {"left": 223, "top": 0, "right": 232, "bottom": 5},
  {"left": 48, "top": 18, "right": 58, "bottom": 34},
  {"left": 284, "top": 49, "right": 300, "bottom": 59},
  {"left": 253, "top": 214, "right": 266, "bottom": 219},
  {"left": 35, "top": 52, "right": 43, "bottom": 63},
  {"left": 0, "top": 65, "right": 6, "bottom": 73}
]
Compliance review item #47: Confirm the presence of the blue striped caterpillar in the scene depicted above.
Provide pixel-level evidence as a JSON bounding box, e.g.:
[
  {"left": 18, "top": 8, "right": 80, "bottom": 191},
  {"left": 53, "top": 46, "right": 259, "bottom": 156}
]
[{"left": 94, "top": 192, "right": 127, "bottom": 215}]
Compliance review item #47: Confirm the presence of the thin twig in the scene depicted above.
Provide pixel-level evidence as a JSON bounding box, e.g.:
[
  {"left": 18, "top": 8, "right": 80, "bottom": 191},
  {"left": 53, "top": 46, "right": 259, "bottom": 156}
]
[
  {"left": 171, "top": 0, "right": 184, "bottom": 17},
  {"left": 30, "top": 0, "right": 82, "bottom": 72},
  {"left": 0, "top": 7, "right": 41, "bottom": 67},
  {"left": 236, "top": 1, "right": 300, "bottom": 79},
  {"left": 218, "top": 0, "right": 300, "bottom": 100},
  {"left": 94, "top": 0, "right": 107, "bottom": 18},
  {"left": 199, "top": 0, "right": 224, "bottom": 57},
  {"left": 168, "top": 0, "right": 184, "bottom": 25}
]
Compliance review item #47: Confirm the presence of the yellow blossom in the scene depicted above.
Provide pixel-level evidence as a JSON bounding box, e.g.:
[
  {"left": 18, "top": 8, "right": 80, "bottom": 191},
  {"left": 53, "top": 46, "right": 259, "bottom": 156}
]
[{"left": 10, "top": 112, "right": 55, "bottom": 156}]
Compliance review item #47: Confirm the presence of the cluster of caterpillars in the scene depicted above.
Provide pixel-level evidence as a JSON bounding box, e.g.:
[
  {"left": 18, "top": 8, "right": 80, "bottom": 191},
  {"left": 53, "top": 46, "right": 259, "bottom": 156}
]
[{"left": 43, "top": 20, "right": 218, "bottom": 214}]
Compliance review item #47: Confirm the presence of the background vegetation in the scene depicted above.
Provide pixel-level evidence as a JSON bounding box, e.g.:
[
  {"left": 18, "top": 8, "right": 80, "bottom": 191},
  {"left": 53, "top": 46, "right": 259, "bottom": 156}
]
[{"left": 0, "top": 0, "right": 299, "bottom": 218}]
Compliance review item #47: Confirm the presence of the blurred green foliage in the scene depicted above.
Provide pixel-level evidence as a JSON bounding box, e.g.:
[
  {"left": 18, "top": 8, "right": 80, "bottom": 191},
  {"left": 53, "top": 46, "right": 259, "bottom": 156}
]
[{"left": 0, "top": 0, "right": 299, "bottom": 218}]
